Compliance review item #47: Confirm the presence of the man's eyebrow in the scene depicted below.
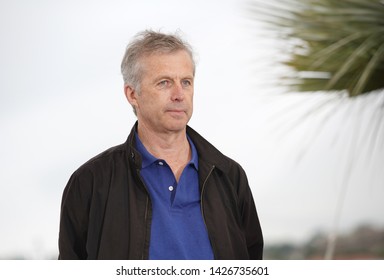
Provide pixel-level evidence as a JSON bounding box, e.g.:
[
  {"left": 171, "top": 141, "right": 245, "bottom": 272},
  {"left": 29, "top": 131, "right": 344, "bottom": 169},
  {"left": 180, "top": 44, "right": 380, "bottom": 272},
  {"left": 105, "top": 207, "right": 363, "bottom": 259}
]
[
  {"left": 152, "top": 75, "right": 172, "bottom": 83},
  {"left": 153, "top": 74, "right": 194, "bottom": 82},
  {"left": 183, "top": 75, "right": 194, "bottom": 80}
]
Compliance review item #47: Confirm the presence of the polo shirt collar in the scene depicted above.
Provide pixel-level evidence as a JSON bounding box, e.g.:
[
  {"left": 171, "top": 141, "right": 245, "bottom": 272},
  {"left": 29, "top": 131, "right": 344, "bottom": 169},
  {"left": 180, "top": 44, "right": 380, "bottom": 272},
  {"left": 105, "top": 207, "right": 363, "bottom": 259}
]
[
  {"left": 135, "top": 133, "right": 199, "bottom": 170},
  {"left": 188, "top": 135, "right": 199, "bottom": 170},
  {"left": 135, "top": 133, "right": 158, "bottom": 168}
]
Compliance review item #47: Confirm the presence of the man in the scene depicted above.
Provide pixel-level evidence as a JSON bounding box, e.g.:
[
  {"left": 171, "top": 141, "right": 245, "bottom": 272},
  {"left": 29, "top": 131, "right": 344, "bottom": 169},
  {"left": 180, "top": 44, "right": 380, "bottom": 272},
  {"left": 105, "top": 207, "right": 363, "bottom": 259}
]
[{"left": 58, "top": 30, "right": 263, "bottom": 260}]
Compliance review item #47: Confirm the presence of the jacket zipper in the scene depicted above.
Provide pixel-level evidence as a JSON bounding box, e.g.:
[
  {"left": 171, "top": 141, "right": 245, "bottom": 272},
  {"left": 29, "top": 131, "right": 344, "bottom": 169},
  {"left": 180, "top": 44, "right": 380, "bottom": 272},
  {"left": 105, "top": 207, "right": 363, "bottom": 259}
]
[
  {"left": 136, "top": 169, "right": 150, "bottom": 260},
  {"left": 143, "top": 195, "right": 149, "bottom": 260},
  {"left": 200, "top": 165, "right": 216, "bottom": 258}
]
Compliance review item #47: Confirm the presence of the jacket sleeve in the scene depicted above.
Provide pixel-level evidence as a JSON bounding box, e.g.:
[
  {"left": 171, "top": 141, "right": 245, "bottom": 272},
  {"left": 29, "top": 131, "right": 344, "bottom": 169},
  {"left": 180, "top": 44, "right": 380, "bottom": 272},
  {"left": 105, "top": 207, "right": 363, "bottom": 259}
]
[
  {"left": 58, "top": 171, "right": 91, "bottom": 259},
  {"left": 236, "top": 165, "right": 264, "bottom": 259}
]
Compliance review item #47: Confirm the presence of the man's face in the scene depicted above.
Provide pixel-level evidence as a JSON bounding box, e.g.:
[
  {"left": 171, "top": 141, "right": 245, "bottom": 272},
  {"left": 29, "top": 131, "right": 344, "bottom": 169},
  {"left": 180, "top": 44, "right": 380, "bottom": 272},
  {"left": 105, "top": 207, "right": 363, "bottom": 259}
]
[{"left": 128, "top": 50, "right": 194, "bottom": 134}]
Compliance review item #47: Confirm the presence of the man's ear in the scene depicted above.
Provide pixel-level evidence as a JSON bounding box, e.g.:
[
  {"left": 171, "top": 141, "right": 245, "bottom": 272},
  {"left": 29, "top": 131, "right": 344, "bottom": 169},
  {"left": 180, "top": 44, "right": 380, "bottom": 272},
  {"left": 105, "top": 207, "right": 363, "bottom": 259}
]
[{"left": 124, "top": 85, "right": 138, "bottom": 108}]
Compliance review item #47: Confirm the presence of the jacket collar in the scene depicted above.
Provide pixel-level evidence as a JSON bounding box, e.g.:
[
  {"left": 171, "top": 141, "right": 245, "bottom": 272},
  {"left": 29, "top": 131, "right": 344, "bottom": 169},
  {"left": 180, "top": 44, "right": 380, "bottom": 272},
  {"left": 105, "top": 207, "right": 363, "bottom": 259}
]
[{"left": 186, "top": 126, "right": 230, "bottom": 173}]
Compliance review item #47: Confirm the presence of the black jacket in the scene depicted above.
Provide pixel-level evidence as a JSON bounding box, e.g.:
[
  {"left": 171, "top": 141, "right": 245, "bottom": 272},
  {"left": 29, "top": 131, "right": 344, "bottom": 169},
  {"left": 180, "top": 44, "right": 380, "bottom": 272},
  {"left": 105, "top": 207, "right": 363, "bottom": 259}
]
[{"left": 59, "top": 123, "right": 263, "bottom": 259}]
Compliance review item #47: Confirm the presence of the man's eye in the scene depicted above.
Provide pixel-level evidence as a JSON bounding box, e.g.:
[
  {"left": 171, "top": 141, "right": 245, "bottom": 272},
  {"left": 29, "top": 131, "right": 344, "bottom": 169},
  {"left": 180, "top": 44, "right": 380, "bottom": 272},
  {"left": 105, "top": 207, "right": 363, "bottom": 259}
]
[
  {"left": 158, "top": 80, "right": 170, "bottom": 87},
  {"left": 182, "top": 80, "right": 192, "bottom": 87}
]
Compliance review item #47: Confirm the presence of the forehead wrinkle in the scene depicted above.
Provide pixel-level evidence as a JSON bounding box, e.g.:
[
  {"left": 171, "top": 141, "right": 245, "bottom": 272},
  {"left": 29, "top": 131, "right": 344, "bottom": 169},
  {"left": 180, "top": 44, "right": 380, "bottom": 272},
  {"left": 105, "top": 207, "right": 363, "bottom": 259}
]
[{"left": 139, "top": 51, "right": 194, "bottom": 85}]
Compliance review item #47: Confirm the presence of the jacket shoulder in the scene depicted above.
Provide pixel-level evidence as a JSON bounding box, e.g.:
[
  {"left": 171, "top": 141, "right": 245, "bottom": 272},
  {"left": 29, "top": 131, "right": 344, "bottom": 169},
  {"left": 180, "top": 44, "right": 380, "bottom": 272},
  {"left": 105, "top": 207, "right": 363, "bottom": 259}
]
[{"left": 73, "top": 142, "right": 128, "bottom": 176}]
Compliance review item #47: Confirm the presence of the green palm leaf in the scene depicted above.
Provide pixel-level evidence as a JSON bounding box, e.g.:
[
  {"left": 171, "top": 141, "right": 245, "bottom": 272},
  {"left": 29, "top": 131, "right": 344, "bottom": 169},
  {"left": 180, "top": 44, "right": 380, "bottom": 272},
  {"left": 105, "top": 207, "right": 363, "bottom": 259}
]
[{"left": 248, "top": 0, "right": 384, "bottom": 97}]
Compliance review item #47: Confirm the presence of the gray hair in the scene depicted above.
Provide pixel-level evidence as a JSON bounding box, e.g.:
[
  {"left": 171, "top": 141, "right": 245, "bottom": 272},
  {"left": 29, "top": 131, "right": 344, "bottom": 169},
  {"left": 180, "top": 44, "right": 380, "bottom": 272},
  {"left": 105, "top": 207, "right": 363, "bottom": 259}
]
[{"left": 121, "top": 30, "right": 196, "bottom": 93}]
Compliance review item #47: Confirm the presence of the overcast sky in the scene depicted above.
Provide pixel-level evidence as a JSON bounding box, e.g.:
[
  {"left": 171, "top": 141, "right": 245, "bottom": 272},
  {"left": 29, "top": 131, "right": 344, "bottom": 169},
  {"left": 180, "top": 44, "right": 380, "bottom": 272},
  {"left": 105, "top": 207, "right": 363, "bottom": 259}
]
[{"left": 1, "top": 0, "right": 383, "bottom": 259}]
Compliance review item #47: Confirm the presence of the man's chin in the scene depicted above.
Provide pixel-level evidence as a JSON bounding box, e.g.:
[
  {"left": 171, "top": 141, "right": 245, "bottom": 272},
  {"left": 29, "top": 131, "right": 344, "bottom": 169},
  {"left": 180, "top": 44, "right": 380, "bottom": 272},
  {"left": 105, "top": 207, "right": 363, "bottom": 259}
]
[{"left": 164, "top": 118, "right": 190, "bottom": 132}]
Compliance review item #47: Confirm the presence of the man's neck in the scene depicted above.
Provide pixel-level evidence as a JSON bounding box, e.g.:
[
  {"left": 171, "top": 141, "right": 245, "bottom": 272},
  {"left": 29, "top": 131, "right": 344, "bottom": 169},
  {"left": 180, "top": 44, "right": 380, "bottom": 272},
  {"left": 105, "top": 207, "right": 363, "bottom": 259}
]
[{"left": 137, "top": 122, "right": 191, "bottom": 181}]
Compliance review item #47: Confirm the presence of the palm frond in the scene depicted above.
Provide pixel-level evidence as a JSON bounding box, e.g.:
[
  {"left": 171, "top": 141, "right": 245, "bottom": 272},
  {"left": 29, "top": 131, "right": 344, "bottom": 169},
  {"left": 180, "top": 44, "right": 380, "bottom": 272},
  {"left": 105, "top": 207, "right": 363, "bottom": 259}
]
[
  {"left": 247, "top": 0, "right": 384, "bottom": 97},
  {"left": 354, "top": 42, "right": 384, "bottom": 96}
]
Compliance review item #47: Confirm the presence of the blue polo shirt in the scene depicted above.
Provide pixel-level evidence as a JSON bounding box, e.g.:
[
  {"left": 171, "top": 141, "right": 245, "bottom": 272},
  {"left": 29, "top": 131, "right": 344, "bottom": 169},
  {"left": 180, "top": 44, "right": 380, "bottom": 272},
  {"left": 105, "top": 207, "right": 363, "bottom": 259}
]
[{"left": 135, "top": 133, "right": 214, "bottom": 260}]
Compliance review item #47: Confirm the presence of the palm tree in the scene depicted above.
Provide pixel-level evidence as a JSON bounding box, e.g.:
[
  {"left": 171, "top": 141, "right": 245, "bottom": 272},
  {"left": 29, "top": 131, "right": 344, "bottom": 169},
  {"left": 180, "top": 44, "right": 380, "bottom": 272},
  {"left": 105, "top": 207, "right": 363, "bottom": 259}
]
[{"left": 247, "top": 0, "right": 384, "bottom": 259}]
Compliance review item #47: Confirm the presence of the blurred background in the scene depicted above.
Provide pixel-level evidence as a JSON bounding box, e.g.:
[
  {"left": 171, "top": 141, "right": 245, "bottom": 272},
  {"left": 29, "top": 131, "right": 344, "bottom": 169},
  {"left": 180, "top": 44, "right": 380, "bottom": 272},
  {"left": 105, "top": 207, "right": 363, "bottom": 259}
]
[{"left": 0, "top": 0, "right": 383, "bottom": 259}]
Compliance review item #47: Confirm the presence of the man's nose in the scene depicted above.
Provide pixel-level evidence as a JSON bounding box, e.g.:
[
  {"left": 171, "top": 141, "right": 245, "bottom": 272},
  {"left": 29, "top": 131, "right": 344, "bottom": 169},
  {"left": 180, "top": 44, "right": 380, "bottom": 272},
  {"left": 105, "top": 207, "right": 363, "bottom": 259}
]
[{"left": 170, "top": 82, "right": 185, "bottom": 101}]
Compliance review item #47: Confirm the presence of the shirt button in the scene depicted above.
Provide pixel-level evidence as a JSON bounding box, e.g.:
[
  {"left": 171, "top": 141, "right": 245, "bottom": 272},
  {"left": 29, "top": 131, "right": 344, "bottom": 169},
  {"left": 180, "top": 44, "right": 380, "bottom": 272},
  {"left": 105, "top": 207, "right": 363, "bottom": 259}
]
[
  {"left": 168, "top": 186, "right": 174, "bottom": 191},
  {"left": 158, "top": 161, "right": 164, "bottom": 166}
]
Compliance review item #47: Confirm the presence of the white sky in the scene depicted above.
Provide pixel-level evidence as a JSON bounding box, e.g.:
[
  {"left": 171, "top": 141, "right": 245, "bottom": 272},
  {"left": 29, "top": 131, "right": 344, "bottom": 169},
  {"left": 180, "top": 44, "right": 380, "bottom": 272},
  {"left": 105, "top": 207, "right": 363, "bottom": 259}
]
[{"left": 1, "top": 0, "right": 383, "bottom": 259}]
